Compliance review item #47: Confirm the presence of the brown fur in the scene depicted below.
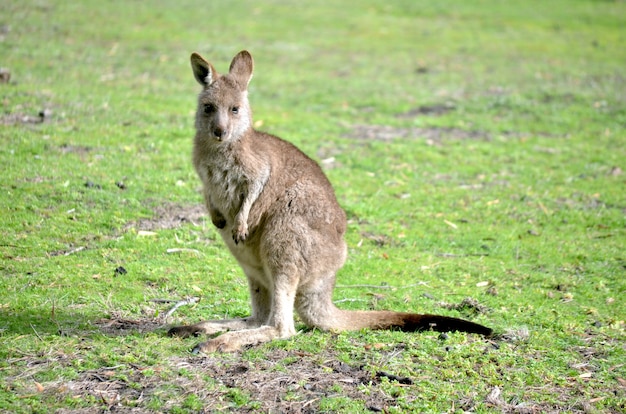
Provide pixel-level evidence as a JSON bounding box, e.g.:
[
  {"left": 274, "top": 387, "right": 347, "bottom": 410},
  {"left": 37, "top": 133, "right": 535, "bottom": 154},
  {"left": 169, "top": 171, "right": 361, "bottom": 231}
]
[{"left": 168, "top": 50, "right": 492, "bottom": 352}]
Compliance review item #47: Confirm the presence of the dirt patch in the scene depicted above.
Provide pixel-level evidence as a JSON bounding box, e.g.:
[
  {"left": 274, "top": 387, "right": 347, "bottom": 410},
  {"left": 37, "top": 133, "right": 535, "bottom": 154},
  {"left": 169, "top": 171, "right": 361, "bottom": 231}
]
[
  {"left": 1, "top": 112, "right": 45, "bottom": 125},
  {"left": 57, "top": 143, "right": 96, "bottom": 156},
  {"left": 439, "top": 297, "right": 491, "bottom": 316},
  {"left": 183, "top": 350, "right": 393, "bottom": 412},
  {"left": 0, "top": 67, "right": 10, "bottom": 83},
  {"left": 38, "top": 344, "right": 607, "bottom": 414},
  {"left": 396, "top": 103, "right": 456, "bottom": 118},
  {"left": 50, "top": 349, "right": 396, "bottom": 413},
  {"left": 127, "top": 203, "right": 207, "bottom": 231},
  {"left": 360, "top": 231, "right": 394, "bottom": 247},
  {"left": 92, "top": 313, "right": 165, "bottom": 336},
  {"left": 344, "top": 124, "right": 490, "bottom": 145}
]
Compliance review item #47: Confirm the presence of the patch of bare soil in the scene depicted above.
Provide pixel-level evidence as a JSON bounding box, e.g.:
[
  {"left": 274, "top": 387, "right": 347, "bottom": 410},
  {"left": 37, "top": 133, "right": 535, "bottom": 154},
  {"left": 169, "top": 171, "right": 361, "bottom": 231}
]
[
  {"left": 127, "top": 202, "right": 207, "bottom": 231},
  {"left": 51, "top": 349, "right": 395, "bottom": 413},
  {"left": 0, "top": 111, "right": 48, "bottom": 125},
  {"left": 180, "top": 350, "right": 393, "bottom": 412},
  {"left": 439, "top": 297, "right": 491, "bottom": 316},
  {"left": 396, "top": 103, "right": 456, "bottom": 118},
  {"left": 77, "top": 315, "right": 414, "bottom": 411},
  {"left": 0, "top": 67, "right": 10, "bottom": 83},
  {"left": 57, "top": 143, "right": 96, "bottom": 156},
  {"left": 45, "top": 344, "right": 615, "bottom": 414},
  {"left": 344, "top": 124, "right": 490, "bottom": 145},
  {"left": 92, "top": 313, "right": 164, "bottom": 336}
]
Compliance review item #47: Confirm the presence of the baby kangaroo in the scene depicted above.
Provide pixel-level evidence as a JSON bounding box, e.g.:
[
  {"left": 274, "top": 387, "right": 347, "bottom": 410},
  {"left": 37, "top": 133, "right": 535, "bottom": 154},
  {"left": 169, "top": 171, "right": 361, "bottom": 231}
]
[{"left": 168, "top": 50, "right": 492, "bottom": 352}]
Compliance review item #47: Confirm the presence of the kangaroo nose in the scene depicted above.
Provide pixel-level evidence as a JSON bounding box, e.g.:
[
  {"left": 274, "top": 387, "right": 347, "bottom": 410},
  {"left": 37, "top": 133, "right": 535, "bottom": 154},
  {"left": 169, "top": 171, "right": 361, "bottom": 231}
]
[{"left": 213, "top": 127, "right": 224, "bottom": 139}]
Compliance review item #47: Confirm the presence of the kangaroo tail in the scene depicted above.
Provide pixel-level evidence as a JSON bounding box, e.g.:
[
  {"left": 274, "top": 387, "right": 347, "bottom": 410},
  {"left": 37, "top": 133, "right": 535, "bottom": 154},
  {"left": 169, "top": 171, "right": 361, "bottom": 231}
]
[
  {"left": 330, "top": 309, "right": 492, "bottom": 337},
  {"left": 387, "top": 312, "right": 492, "bottom": 336},
  {"left": 297, "top": 296, "right": 492, "bottom": 337}
]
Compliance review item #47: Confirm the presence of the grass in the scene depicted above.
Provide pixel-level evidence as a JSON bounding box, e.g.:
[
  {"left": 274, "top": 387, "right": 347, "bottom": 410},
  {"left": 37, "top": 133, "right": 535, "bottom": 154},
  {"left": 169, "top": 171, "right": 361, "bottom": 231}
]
[{"left": 1, "top": 0, "right": 625, "bottom": 412}]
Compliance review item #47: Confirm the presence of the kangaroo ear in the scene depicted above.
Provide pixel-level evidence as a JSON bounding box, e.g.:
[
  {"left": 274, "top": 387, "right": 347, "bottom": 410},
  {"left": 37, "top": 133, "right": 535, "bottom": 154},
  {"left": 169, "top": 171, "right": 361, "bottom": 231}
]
[
  {"left": 190, "top": 52, "right": 218, "bottom": 87},
  {"left": 229, "top": 50, "right": 254, "bottom": 89}
]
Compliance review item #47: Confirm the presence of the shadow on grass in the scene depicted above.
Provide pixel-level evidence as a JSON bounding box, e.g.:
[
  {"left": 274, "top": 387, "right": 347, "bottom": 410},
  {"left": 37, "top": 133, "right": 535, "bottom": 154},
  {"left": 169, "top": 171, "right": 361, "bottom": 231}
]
[{"left": 0, "top": 307, "right": 167, "bottom": 338}]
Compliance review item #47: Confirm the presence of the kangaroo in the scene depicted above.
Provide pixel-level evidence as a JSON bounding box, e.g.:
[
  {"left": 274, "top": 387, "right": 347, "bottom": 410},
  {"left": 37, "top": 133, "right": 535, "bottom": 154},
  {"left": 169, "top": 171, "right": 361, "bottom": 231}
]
[{"left": 168, "top": 50, "right": 492, "bottom": 353}]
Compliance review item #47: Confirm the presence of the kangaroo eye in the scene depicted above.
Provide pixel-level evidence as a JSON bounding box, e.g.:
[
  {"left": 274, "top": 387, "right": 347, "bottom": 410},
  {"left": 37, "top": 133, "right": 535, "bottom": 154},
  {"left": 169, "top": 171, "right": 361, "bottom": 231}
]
[
  {"left": 203, "top": 104, "right": 216, "bottom": 114},
  {"left": 231, "top": 106, "right": 239, "bottom": 114}
]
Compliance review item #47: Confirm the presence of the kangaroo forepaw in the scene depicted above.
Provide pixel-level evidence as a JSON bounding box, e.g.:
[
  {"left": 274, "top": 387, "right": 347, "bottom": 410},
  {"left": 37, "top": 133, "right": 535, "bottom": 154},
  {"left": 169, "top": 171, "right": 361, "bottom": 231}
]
[
  {"left": 168, "top": 325, "right": 203, "bottom": 338},
  {"left": 232, "top": 225, "right": 248, "bottom": 244}
]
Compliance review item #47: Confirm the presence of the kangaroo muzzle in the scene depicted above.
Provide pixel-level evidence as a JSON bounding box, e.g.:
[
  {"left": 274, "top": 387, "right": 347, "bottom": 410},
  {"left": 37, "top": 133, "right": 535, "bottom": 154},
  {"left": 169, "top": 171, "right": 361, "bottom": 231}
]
[{"left": 213, "top": 126, "right": 225, "bottom": 140}]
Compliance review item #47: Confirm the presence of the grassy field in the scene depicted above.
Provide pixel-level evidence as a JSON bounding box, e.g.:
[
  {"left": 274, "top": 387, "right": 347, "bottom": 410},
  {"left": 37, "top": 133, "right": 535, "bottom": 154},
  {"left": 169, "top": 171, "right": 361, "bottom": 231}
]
[{"left": 1, "top": 0, "right": 625, "bottom": 412}]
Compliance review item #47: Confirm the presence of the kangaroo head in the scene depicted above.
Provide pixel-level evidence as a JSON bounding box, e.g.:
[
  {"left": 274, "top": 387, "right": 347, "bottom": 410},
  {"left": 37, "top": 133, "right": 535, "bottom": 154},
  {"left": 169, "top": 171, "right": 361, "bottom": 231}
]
[{"left": 191, "top": 51, "right": 254, "bottom": 142}]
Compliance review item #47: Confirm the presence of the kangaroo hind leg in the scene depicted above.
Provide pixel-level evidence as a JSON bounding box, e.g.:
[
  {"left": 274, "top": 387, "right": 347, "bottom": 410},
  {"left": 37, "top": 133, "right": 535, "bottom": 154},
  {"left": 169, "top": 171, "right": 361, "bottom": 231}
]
[
  {"left": 192, "top": 264, "right": 300, "bottom": 353},
  {"left": 168, "top": 277, "right": 271, "bottom": 338}
]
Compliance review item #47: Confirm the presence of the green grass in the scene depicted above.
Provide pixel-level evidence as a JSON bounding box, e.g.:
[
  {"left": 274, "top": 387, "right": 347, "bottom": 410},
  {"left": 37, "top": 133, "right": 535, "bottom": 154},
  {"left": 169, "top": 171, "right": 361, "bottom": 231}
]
[{"left": 1, "top": 0, "right": 625, "bottom": 412}]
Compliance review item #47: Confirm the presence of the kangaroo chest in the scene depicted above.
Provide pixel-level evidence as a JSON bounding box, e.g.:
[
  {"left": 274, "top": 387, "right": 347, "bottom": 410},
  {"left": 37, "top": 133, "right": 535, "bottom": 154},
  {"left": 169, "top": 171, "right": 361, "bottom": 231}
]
[
  {"left": 198, "top": 156, "right": 265, "bottom": 270},
  {"left": 202, "top": 158, "right": 247, "bottom": 218}
]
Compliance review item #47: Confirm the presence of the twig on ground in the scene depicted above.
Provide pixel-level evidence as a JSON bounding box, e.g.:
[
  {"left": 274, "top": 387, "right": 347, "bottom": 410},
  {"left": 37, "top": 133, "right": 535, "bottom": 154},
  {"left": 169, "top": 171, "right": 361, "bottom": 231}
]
[
  {"left": 334, "top": 298, "right": 367, "bottom": 304},
  {"left": 64, "top": 246, "right": 85, "bottom": 256},
  {"left": 30, "top": 324, "right": 43, "bottom": 341},
  {"left": 302, "top": 398, "right": 319, "bottom": 409},
  {"left": 162, "top": 297, "right": 201, "bottom": 320},
  {"left": 149, "top": 298, "right": 178, "bottom": 304},
  {"left": 166, "top": 248, "right": 201, "bottom": 255}
]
